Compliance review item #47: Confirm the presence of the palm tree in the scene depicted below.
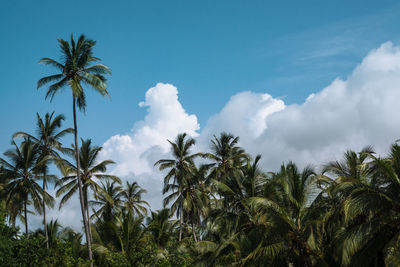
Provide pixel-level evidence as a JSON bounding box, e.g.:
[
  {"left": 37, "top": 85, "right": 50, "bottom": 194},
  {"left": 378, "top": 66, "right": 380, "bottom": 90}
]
[
  {"left": 92, "top": 208, "right": 148, "bottom": 265},
  {"left": 241, "top": 155, "right": 268, "bottom": 198},
  {"left": 246, "top": 162, "right": 319, "bottom": 266},
  {"left": 318, "top": 147, "right": 376, "bottom": 264},
  {"left": 59, "top": 227, "right": 86, "bottom": 259},
  {"left": 206, "top": 132, "right": 249, "bottom": 184},
  {"left": 212, "top": 155, "right": 267, "bottom": 214},
  {"left": 332, "top": 143, "right": 400, "bottom": 265},
  {"left": 193, "top": 209, "right": 243, "bottom": 266},
  {"left": 38, "top": 34, "right": 111, "bottom": 264},
  {"left": 3, "top": 193, "right": 25, "bottom": 228},
  {"left": 0, "top": 167, "right": 25, "bottom": 227},
  {"left": 33, "top": 219, "right": 63, "bottom": 248},
  {"left": 155, "top": 133, "right": 202, "bottom": 241},
  {"left": 183, "top": 163, "right": 212, "bottom": 242},
  {"left": 121, "top": 181, "right": 149, "bottom": 217},
  {"left": 195, "top": 156, "right": 268, "bottom": 264},
  {"left": 322, "top": 146, "right": 374, "bottom": 187},
  {"left": 147, "top": 209, "right": 174, "bottom": 250},
  {"left": 0, "top": 138, "right": 54, "bottom": 236},
  {"left": 90, "top": 180, "right": 124, "bottom": 222},
  {"left": 205, "top": 133, "right": 249, "bottom": 216},
  {"left": 13, "top": 112, "right": 73, "bottom": 248},
  {"left": 56, "top": 139, "right": 120, "bottom": 244}
]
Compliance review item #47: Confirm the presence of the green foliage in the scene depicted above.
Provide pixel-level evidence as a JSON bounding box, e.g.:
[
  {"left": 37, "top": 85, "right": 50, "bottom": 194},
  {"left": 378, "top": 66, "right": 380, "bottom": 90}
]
[
  {"left": 102, "top": 251, "right": 130, "bottom": 267},
  {"left": 4, "top": 127, "right": 400, "bottom": 266},
  {"left": 0, "top": 213, "right": 18, "bottom": 266},
  {"left": 0, "top": 215, "right": 91, "bottom": 267}
]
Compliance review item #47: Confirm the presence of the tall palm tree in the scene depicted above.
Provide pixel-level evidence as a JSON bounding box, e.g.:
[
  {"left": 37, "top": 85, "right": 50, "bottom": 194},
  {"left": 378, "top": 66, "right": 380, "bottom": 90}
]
[
  {"left": 13, "top": 112, "right": 73, "bottom": 248},
  {"left": 38, "top": 34, "right": 111, "bottom": 264},
  {"left": 121, "top": 181, "right": 149, "bottom": 217},
  {"left": 155, "top": 133, "right": 202, "bottom": 241},
  {"left": 0, "top": 138, "right": 54, "bottom": 236},
  {"left": 56, "top": 139, "right": 120, "bottom": 244}
]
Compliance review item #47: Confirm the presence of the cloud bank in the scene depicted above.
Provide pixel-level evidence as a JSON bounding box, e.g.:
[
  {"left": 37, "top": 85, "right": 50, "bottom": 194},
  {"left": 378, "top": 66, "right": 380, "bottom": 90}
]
[{"left": 38, "top": 42, "right": 400, "bottom": 231}]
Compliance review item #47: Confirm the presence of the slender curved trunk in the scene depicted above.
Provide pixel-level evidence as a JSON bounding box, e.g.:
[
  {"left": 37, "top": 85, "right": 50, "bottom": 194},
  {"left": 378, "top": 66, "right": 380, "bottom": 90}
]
[
  {"left": 43, "top": 170, "right": 49, "bottom": 249},
  {"left": 85, "top": 189, "right": 93, "bottom": 243},
  {"left": 73, "top": 95, "right": 93, "bottom": 266},
  {"left": 24, "top": 196, "right": 28, "bottom": 236},
  {"left": 192, "top": 222, "right": 197, "bottom": 242},
  {"left": 179, "top": 202, "right": 183, "bottom": 241}
]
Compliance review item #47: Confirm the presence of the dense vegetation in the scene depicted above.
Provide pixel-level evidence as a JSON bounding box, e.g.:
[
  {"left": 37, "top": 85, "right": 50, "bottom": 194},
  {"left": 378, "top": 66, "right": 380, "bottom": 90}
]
[{"left": 1, "top": 35, "right": 399, "bottom": 266}]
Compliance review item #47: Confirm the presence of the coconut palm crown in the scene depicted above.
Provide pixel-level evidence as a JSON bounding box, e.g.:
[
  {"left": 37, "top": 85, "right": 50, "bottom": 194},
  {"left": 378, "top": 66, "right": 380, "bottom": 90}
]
[{"left": 37, "top": 34, "right": 111, "bottom": 111}]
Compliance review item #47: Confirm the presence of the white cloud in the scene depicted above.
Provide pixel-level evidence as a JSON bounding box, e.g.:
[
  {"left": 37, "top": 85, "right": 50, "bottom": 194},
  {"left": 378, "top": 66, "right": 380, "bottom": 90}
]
[{"left": 199, "top": 92, "right": 285, "bottom": 140}]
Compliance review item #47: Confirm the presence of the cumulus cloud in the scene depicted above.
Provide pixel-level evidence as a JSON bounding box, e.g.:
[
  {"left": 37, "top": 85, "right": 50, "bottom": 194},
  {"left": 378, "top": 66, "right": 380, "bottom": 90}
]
[
  {"left": 30, "top": 42, "right": 400, "bottom": 231},
  {"left": 199, "top": 92, "right": 285, "bottom": 140}
]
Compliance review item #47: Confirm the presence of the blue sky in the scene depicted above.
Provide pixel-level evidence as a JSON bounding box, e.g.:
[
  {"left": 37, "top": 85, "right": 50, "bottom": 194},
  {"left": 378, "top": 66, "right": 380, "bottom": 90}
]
[{"left": 0, "top": 0, "right": 398, "bottom": 149}]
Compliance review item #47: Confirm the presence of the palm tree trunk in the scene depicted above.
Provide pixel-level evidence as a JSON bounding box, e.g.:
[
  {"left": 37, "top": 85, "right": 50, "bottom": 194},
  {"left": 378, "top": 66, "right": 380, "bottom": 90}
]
[
  {"left": 192, "top": 222, "right": 197, "bottom": 242},
  {"left": 24, "top": 197, "right": 28, "bottom": 236},
  {"left": 73, "top": 95, "right": 93, "bottom": 266},
  {"left": 85, "top": 189, "right": 93, "bottom": 243},
  {"left": 43, "top": 170, "right": 49, "bottom": 249},
  {"left": 179, "top": 203, "right": 183, "bottom": 241}
]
